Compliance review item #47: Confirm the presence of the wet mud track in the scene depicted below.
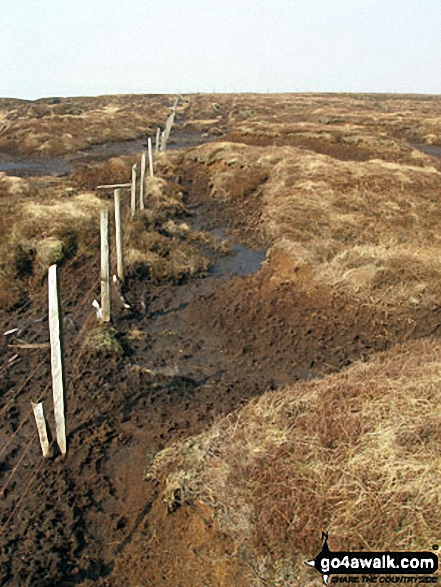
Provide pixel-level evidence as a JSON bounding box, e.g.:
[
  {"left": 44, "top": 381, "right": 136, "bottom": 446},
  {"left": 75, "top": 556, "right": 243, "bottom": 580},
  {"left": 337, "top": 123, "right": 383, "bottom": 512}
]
[
  {"left": 0, "top": 193, "right": 277, "bottom": 584},
  {"left": 3, "top": 147, "right": 441, "bottom": 586}
]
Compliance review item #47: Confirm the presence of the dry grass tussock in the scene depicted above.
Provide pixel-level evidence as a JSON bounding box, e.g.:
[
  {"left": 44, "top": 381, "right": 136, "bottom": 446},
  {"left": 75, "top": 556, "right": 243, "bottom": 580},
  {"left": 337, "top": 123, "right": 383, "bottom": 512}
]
[
  {"left": 147, "top": 336, "right": 441, "bottom": 585},
  {"left": 0, "top": 184, "right": 104, "bottom": 309},
  {"left": 125, "top": 178, "right": 224, "bottom": 284},
  {"left": 72, "top": 151, "right": 181, "bottom": 191},
  {"left": 71, "top": 156, "right": 138, "bottom": 189},
  {"left": 186, "top": 141, "right": 441, "bottom": 308}
]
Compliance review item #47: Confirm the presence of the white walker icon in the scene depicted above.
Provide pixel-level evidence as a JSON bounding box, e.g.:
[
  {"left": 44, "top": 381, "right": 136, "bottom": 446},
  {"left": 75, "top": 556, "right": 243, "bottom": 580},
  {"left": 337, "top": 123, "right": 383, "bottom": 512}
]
[{"left": 305, "top": 532, "right": 331, "bottom": 585}]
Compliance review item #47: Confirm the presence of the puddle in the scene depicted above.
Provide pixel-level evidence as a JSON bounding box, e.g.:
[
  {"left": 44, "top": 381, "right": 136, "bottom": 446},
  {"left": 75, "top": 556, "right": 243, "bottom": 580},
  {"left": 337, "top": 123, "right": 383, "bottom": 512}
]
[
  {"left": 199, "top": 226, "right": 267, "bottom": 279},
  {"left": 0, "top": 152, "right": 71, "bottom": 178},
  {"left": 212, "top": 243, "right": 266, "bottom": 278},
  {"left": 412, "top": 143, "right": 441, "bottom": 158}
]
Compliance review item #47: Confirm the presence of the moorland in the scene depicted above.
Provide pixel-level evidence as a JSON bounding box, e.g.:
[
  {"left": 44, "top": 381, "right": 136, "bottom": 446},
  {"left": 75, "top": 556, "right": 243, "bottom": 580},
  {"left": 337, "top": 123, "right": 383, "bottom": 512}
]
[{"left": 1, "top": 92, "right": 441, "bottom": 586}]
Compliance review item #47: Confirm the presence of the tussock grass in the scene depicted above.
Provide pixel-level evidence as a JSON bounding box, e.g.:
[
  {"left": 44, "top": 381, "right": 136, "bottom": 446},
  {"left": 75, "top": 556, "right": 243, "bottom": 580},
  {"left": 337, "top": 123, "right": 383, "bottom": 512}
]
[
  {"left": 83, "top": 325, "right": 123, "bottom": 356},
  {"left": 14, "top": 192, "right": 103, "bottom": 263},
  {"left": 122, "top": 175, "right": 219, "bottom": 284},
  {"left": 126, "top": 219, "right": 210, "bottom": 284},
  {"left": 147, "top": 337, "right": 441, "bottom": 585},
  {"left": 72, "top": 156, "right": 138, "bottom": 189},
  {"left": 185, "top": 141, "right": 441, "bottom": 308},
  {"left": 0, "top": 185, "right": 104, "bottom": 309}
]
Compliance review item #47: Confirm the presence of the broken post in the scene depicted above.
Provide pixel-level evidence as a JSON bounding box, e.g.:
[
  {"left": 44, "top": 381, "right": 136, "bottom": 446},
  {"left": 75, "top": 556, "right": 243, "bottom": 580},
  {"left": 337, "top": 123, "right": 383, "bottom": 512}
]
[
  {"left": 48, "top": 264, "right": 66, "bottom": 456},
  {"left": 148, "top": 137, "right": 154, "bottom": 177},
  {"left": 155, "top": 128, "right": 161, "bottom": 154},
  {"left": 160, "top": 130, "right": 166, "bottom": 152},
  {"left": 100, "top": 210, "right": 111, "bottom": 322},
  {"left": 140, "top": 152, "right": 146, "bottom": 210},
  {"left": 131, "top": 163, "right": 137, "bottom": 216},
  {"left": 32, "top": 401, "right": 51, "bottom": 458},
  {"left": 114, "top": 189, "right": 125, "bottom": 284}
]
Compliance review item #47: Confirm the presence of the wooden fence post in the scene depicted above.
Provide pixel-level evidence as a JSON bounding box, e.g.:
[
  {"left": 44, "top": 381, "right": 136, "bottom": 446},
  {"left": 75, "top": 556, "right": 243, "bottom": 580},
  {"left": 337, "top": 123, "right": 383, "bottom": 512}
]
[
  {"left": 140, "top": 152, "right": 146, "bottom": 210},
  {"left": 48, "top": 264, "right": 67, "bottom": 456},
  {"left": 32, "top": 401, "right": 51, "bottom": 458},
  {"left": 100, "top": 210, "right": 111, "bottom": 322},
  {"left": 114, "top": 189, "right": 125, "bottom": 283},
  {"left": 131, "top": 163, "right": 137, "bottom": 216},
  {"left": 148, "top": 137, "right": 154, "bottom": 177},
  {"left": 161, "top": 112, "right": 175, "bottom": 152},
  {"left": 155, "top": 128, "right": 161, "bottom": 153}
]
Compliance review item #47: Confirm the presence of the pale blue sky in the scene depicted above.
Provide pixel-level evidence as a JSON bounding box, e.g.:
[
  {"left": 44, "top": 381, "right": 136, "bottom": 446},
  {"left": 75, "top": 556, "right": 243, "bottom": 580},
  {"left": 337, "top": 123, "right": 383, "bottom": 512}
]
[{"left": 1, "top": 0, "right": 440, "bottom": 99}]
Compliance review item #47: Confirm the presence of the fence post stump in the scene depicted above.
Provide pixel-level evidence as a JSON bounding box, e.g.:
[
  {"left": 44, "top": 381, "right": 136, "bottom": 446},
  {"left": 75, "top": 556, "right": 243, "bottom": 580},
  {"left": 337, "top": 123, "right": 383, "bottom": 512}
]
[
  {"left": 48, "top": 264, "right": 67, "bottom": 456},
  {"left": 131, "top": 163, "right": 137, "bottom": 216},
  {"left": 114, "top": 188, "right": 125, "bottom": 284},
  {"left": 140, "top": 152, "right": 146, "bottom": 210},
  {"left": 148, "top": 137, "right": 154, "bottom": 177},
  {"left": 100, "top": 210, "right": 111, "bottom": 322},
  {"left": 155, "top": 128, "right": 161, "bottom": 153},
  {"left": 32, "top": 401, "right": 51, "bottom": 458}
]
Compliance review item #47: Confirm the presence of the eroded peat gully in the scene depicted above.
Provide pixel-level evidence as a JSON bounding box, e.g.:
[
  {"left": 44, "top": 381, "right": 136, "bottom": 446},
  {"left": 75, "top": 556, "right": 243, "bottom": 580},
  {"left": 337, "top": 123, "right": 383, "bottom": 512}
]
[
  {"left": 0, "top": 137, "right": 290, "bottom": 585},
  {"left": 1, "top": 135, "right": 441, "bottom": 586}
]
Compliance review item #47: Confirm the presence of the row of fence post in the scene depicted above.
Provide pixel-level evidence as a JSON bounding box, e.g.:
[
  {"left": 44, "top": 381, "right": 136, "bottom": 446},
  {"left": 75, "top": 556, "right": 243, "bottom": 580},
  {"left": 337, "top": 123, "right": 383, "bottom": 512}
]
[{"left": 32, "top": 95, "right": 181, "bottom": 458}]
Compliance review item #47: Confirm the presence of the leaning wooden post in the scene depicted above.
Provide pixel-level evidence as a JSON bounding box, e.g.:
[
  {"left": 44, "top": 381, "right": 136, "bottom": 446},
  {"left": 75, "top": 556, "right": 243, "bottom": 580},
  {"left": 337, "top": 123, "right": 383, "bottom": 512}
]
[
  {"left": 161, "top": 112, "right": 175, "bottom": 152},
  {"left": 140, "top": 152, "right": 146, "bottom": 210},
  {"left": 131, "top": 163, "right": 137, "bottom": 216},
  {"left": 48, "top": 264, "right": 67, "bottom": 456},
  {"left": 100, "top": 210, "right": 111, "bottom": 322},
  {"left": 114, "top": 189, "right": 125, "bottom": 284},
  {"left": 155, "top": 128, "right": 161, "bottom": 153},
  {"left": 148, "top": 137, "right": 154, "bottom": 177},
  {"left": 32, "top": 401, "right": 51, "bottom": 458}
]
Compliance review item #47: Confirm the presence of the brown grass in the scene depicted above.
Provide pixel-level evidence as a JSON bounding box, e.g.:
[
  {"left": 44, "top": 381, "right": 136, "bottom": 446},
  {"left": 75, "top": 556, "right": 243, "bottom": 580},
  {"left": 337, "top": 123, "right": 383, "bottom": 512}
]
[
  {"left": 147, "top": 336, "right": 441, "bottom": 585},
  {"left": 71, "top": 156, "right": 139, "bottom": 189},
  {"left": 185, "top": 141, "right": 441, "bottom": 308},
  {"left": 182, "top": 92, "right": 441, "bottom": 150},
  {"left": 0, "top": 94, "right": 177, "bottom": 156},
  {"left": 0, "top": 152, "right": 221, "bottom": 308},
  {"left": 0, "top": 182, "right": 104, "bottom": 309},
  {"left": 124, "top": 177, "right": 214, "bottom": 284}
]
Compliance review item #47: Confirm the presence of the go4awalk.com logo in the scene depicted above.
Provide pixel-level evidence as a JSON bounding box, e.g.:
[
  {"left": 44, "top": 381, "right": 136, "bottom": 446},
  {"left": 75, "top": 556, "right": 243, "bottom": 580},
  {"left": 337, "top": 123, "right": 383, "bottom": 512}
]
[{"left": 305, "top": 533, "right": 439, "bottom": 585}]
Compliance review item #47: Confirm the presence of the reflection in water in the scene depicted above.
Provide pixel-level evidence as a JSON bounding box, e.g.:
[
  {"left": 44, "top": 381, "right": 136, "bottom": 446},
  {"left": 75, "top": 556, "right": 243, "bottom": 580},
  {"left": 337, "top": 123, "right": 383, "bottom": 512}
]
[
  {"left": 0, "top": 154, "right": 71, "bottom": 178},
  {"left": 412, "top": 143, "right": 441, "bottom": 158},
  {"left": 212, "top": 244, "right": 267, "bottom": 278}
]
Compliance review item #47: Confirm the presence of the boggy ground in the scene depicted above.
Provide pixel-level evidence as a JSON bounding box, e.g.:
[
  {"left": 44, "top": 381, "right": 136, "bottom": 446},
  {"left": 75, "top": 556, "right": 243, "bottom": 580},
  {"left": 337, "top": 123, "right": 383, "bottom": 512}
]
[
  {"left": 1, "top": 165, "right": 411, "bottom": 585},
  {"left": 1, "top": 93, "right": 441, "bottom": 586}
]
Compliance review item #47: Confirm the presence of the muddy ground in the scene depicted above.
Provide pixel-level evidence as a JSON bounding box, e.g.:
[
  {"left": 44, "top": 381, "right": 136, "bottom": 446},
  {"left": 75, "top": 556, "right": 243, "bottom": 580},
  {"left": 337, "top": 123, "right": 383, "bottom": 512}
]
[{"left": 1, "top": 126, "right": 441, "bottom": 586}]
